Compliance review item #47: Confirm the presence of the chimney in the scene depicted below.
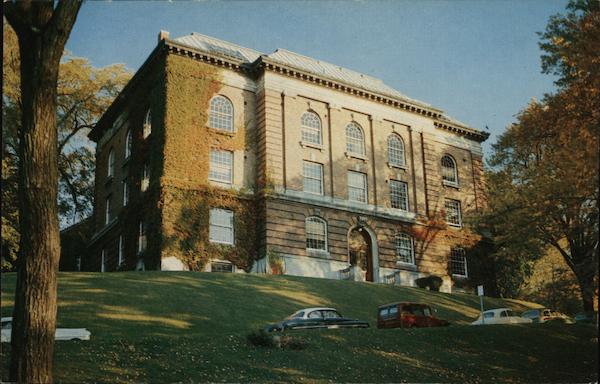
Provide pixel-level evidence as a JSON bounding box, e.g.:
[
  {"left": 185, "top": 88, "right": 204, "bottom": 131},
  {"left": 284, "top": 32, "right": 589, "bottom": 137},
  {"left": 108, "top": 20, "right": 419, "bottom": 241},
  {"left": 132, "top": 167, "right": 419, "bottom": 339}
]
[{"left": 158, "top": 30, "right": 170, "bottom": 43}]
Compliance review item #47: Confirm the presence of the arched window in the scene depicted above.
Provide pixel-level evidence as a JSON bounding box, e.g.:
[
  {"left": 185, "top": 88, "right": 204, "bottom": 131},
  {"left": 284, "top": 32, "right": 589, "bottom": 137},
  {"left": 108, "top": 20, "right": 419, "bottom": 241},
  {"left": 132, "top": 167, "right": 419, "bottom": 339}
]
[
  {"left": 143, "top": 109, "right": 152, "bottom": 139},
  {"left": 345, "top": 122, "right": 365, "bottom": 155},
  {"left": 209, "top": 95, "right": 234, "bottom": 132},
  {"left": 441, "top": 155, "right": 458, "bottom": 185},
  {"left": 301, "top": 111, "right": 322, "bottom": 145},
  {"left": 306, "top": 216, "right": 327, "bottom": 251},
  {"left": 107, "top": 149, "right": 115, "bottom": 178},
  {"left": 125, "top": 130, "right": 132, "bottom": 159},
  {"left": 388, "top": 135, "right": 405, "bottom": 166},
  {"left": 395, "top": 233, "right": 414, "bottom": 264}
]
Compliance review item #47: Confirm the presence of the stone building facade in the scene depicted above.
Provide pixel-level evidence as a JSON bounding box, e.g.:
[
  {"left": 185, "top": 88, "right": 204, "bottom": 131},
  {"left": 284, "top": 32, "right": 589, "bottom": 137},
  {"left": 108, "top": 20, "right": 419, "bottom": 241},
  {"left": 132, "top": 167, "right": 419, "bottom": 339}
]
[{"left": 87, "top": 31, "right": 488, "bottom": 292}]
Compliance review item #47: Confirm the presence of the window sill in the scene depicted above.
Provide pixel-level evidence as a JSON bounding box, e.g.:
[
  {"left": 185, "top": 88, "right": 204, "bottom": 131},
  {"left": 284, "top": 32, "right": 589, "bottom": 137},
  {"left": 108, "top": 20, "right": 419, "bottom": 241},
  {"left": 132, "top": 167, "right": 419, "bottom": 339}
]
[
  {"left": 452, "top": 274, "right": 468, "bottom": 279},
  {"left": 209, "top": 179, "right": 234, "bottom": 188},
  {"left": 446, "top": 222, "right": 463, "bottom": 229},
  {"left": 345, "top": 152, "right": 367, "bottom": 161},
  {"left": 302, "top": 190, "right": 324, "bottom": 197},
  {"left": 348, "top": 199, "right": 368, "bottom": 205},
  {"left": 442, "top": 180, "right": 460, "bottom": 189},
  {"left": 306, "top": 249, "right": 330, "bottom": 258},
  {"left": 396, "top": 262, "right": 417, "bottom": 271},
  {"left": 209, "top": 240, "right": 235, "bottom": 246},
  {"left": 300, "top": 141, "right": 324, "bottom": 151},
  {"left": 207, "top": 127, "right": 236, "bottom": 136},
  {"left": 388, "top": 162, "right": 407, "bottom": 170}
]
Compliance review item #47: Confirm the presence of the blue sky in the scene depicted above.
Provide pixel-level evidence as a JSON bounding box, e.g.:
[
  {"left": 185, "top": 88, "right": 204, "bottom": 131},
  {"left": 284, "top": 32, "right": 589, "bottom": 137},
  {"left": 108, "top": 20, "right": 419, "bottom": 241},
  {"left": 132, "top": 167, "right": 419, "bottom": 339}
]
[{"left": 67, "top": 0, "right": 568, "bottom": 156}]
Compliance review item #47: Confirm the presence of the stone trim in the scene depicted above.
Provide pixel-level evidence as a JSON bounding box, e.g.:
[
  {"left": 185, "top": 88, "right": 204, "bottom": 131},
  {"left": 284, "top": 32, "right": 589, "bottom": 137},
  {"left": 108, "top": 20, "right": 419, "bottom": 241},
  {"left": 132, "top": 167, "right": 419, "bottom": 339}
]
[{"left": 272, "top": 189, "right": 417, "bottom": 223}]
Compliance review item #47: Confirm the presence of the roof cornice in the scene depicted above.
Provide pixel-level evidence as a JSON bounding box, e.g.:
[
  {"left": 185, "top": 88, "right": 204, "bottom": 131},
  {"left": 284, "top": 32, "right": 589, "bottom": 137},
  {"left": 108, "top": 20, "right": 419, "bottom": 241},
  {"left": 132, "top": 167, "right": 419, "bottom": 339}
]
[
  {"left": 434, "top": 121, "right": 489, "bottom": 142},
  {"left": 91, "top": 37, "right": 489, "bottom": 143},
  {"left": 88, "top": 41, "right": 168, "bottom": 142}
]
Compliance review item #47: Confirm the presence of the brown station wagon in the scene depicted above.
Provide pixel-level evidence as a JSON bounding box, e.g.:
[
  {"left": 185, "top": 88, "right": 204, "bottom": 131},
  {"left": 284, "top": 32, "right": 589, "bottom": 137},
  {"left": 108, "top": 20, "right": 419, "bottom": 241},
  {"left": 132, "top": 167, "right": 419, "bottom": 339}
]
[{"left": 377, "top": 302, "right": 450, "bottom": 328}]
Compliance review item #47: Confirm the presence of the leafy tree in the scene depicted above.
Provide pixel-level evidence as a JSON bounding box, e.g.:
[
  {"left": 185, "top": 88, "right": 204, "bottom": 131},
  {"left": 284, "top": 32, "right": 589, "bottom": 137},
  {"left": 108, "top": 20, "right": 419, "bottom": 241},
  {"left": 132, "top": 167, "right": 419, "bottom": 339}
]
[
  {"left": 3, "top": 22, "right": 131, "bottom": 226},
  {"left": 2, "top": 22, "right": 131, "bottom": 271},
  {"left": 4, "top": 2, "right": 82, "bottom": 382},
  {"left": 481, "top": 1, "right": 599, "bottom": 311}
]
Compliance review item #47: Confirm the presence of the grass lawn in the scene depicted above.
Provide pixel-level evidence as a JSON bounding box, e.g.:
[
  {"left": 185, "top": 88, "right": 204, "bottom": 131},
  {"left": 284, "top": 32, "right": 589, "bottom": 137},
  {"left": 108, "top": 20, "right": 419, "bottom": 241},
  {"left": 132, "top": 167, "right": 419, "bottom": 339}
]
[{"left": 1, "top": 271, "right": 597, "bottom": 383}]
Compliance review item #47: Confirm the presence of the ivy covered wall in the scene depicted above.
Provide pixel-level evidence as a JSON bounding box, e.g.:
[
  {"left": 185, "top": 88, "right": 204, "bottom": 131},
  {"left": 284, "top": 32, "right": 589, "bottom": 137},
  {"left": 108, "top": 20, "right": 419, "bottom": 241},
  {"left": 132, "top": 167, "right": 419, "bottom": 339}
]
[{"left": 158, "top": 53, "right": 260, "bottom": 271}]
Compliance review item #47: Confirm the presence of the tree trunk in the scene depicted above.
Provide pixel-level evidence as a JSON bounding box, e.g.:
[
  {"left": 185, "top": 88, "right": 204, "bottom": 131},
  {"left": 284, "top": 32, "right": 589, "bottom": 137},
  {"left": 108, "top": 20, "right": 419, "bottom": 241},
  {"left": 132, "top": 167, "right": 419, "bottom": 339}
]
[
  {"left": 572, "top": 256, "right": 598, "bottom": 312},
  {"left": 5, "top": 2, "right": 82, "bottom": 382},
  {"left": 9, "top": 32, "right": 62, "bottom": 384}
]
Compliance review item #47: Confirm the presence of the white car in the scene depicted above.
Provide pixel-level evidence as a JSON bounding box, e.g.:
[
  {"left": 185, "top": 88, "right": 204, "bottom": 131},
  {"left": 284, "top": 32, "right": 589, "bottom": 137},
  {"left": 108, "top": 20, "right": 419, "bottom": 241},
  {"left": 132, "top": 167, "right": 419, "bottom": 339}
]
[
  {"left": 470, "top": 308, "right": 533, "bottom": 325},
  {"left": 1, "top": 317, "right": 91, "bottom": 342}
]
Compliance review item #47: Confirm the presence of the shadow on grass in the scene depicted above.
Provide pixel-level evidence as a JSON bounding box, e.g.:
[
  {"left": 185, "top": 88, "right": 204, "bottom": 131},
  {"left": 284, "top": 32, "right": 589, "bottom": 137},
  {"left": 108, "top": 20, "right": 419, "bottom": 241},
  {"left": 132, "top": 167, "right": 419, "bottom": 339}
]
[{"left": 1, "top": 272, "right": 597, "bottom": 383}]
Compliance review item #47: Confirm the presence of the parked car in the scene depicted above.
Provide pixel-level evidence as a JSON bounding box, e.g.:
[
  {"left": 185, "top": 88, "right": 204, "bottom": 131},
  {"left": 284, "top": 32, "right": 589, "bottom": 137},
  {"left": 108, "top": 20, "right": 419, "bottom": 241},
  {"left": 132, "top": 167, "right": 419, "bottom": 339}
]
[
  {"left": 574, "top": 311, "right": 598, "bottom": 324},
  {"left": 377, "top": 302, "right": 449, "bottom": 328},
  {"left": 1, "top": 317, "right": 91, "bottom": 342},
  {"left": 470, "top": 308, "right": 532, "bottom": 325},
  {"left": 521, "top": 308, "right": 574, "bottom": 324},
  {"left": 264, "top": 308, "right": 369, "bottom": 332}
]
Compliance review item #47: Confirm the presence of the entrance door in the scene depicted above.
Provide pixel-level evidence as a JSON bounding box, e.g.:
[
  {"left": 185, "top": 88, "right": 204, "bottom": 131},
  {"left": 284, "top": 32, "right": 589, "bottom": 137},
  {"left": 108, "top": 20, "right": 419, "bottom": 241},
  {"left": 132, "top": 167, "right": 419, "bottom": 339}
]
[{"left": 348, "top": 227, "right": 373, "bottom": 282}]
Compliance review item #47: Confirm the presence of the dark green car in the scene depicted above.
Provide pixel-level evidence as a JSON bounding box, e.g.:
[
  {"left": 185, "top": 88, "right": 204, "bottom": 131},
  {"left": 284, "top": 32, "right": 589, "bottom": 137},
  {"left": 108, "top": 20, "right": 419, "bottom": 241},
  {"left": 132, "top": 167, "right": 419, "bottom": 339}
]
[{"left": 264, "top": 307, "right": 369, "bottom": 332}]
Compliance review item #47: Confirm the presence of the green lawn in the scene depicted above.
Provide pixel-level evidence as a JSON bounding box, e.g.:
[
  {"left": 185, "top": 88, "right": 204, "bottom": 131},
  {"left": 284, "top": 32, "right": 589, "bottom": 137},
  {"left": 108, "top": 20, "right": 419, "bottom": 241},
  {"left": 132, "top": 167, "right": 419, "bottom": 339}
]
[{"left": 1, "top": 272, "right": 597, "bottom": 383}]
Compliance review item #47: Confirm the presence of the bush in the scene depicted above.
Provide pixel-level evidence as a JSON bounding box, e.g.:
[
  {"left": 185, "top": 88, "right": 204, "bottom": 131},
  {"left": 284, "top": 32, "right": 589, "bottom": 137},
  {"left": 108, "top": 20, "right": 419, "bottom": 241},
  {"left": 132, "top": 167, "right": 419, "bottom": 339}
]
[
  {"left": 246, "top": 329, "right": 307, "bottom": 350},
  {"left": 415, "top": 275, "right": 443, "bottom": 291},
  {"left": 247, "top": 329, "right": 278, "bottom": 347}
]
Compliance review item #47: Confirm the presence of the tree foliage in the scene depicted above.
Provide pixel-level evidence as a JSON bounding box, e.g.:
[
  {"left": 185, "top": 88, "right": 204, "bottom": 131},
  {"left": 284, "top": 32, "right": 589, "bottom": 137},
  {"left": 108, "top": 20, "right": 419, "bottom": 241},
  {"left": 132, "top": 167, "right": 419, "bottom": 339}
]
[
  {"left": 480, "top": 0, "right": 599, "bottom": 310},
  {"left": 2, "top": 21, "right": 131, "bottom": 270}
]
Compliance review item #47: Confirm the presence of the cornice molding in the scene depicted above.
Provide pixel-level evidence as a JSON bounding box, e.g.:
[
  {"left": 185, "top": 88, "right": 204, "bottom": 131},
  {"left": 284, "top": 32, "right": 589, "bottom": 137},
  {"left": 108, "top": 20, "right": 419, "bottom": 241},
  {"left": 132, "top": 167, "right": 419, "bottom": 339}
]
[{"left": 433, "top": 121, "right": 489, "bottom": 142}]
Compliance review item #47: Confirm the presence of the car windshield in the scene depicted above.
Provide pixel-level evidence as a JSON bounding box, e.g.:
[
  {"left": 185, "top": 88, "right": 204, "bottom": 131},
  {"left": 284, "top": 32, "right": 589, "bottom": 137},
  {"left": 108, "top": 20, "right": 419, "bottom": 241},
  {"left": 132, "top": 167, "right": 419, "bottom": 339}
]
[{"left": 286, "top": 311, "right": 304, "bottom": 320}]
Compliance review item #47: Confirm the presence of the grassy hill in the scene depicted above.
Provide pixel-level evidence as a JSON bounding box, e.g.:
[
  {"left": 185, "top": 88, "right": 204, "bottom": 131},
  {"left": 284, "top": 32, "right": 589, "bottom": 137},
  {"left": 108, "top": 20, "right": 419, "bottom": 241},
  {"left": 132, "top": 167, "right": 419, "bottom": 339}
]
[{"left": 1, "top": 272, "right": 597, "bottom": 383}]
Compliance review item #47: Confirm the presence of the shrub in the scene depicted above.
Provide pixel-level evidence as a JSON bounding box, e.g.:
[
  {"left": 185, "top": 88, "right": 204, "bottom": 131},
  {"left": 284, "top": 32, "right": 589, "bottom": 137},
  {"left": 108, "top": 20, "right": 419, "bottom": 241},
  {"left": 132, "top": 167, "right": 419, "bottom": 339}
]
[
  {"left": 267, "top": 249, "right": 284, "bottom": 275},
  {"left": 246, "top": 330, "right": 307, "bottom": 350},
  {"left": 246, "top": 329, "right": 278, "bottom": 347},
  {"left": 415, "top": 275, "right": 443, "bottom": 291}
]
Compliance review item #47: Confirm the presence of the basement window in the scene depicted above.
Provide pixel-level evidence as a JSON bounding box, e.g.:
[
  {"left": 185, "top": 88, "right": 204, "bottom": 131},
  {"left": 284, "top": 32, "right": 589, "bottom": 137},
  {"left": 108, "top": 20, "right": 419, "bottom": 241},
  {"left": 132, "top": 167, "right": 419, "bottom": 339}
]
[{"left": 211, "top": 261, "right": 234, "bottom": 273}]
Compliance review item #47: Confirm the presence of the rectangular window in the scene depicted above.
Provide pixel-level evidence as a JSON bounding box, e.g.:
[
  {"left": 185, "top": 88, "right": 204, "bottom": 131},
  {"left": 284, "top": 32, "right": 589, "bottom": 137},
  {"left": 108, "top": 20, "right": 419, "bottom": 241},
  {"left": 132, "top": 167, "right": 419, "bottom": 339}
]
[
  {"left": 450, "top": 248, "right": 468, "bottom": 277},
  {"left": 209, "top": 150, "right": 233, "bottom": 184},
  {"left": 107, "top": 150, "right": 115, "bottom": 178},
  {"left": 444, "top": 199, "right": 462, "bottom": 226},
  {"left": 122, "top": 179, "right": 129, "bottom": 207},
  {"left": 211, "top": 262, "right": 234, "bottom": 273},
  {"left": 138, "top": 221, "right": 147, "bottom": 254},
  {"left": 101, "top": 249, "right": 106, "bottom": 273},
  {"left": 141, "top": 164, "right": 149, "bottom": 192},
  {"left": 306, "top": 217, "right": 327, "bottom": 251},
  {"left": 347, "top": 171, "right": 367, "bottom": 203},
  {"left": 303, "top": 161, "right": 323, "bottom": 195},
  {"left": 209, "top": 208, "right": 234, "bottom": 245},
  {"left": 105, "top": 196, "right": 111, "bottom": 225},
  {"left": 118, "top": 235, "right": 124, "bottom": 266},
  {"left": 390, "top": 180, "right": 409, "bottom": 211}
]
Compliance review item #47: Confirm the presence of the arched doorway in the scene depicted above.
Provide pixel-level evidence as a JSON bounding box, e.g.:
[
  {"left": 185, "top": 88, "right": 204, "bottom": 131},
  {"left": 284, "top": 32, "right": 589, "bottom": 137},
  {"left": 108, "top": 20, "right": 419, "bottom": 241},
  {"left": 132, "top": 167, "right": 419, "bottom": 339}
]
[{"left": 348, "top": 225, "right": 379, "bottom": 282}]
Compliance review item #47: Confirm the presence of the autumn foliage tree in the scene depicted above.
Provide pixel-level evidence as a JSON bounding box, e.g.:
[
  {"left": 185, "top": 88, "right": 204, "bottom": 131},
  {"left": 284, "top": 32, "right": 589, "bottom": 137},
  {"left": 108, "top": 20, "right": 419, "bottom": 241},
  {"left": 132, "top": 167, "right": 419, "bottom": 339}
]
[
  {"left": 482, "top": 0, "right": 599, "bottom": 311},
  {"left": 2, "top": 22, "right": 131, "bottom": 270},
  {"left": 4, "top": 1, "right": 82, "bottom": 382}
]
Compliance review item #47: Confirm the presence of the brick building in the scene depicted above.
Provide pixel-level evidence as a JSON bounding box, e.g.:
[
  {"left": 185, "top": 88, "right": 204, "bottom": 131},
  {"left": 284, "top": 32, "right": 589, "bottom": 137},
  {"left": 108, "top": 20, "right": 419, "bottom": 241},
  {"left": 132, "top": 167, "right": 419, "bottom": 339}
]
[{"left": 87, "top": 31, "right": 488, "bottom": 292}]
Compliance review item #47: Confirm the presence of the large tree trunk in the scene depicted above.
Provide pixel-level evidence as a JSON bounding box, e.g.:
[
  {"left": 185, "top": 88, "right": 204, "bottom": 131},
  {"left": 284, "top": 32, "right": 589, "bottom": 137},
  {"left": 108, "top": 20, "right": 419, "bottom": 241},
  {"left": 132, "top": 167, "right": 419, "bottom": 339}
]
[
  {"left": 5, "top": 2, "right": 81, "bottom": 383},
  {"left": 572, "top": 260, "right": 598, "bottom": 312}
]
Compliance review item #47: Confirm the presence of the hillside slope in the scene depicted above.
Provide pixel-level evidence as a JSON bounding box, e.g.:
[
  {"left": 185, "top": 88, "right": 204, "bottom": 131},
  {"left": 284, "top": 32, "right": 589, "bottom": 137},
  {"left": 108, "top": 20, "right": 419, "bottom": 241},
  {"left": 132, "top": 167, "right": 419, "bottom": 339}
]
[{"left": 1, "top": 272, "right": 597, "bottom": 383}]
